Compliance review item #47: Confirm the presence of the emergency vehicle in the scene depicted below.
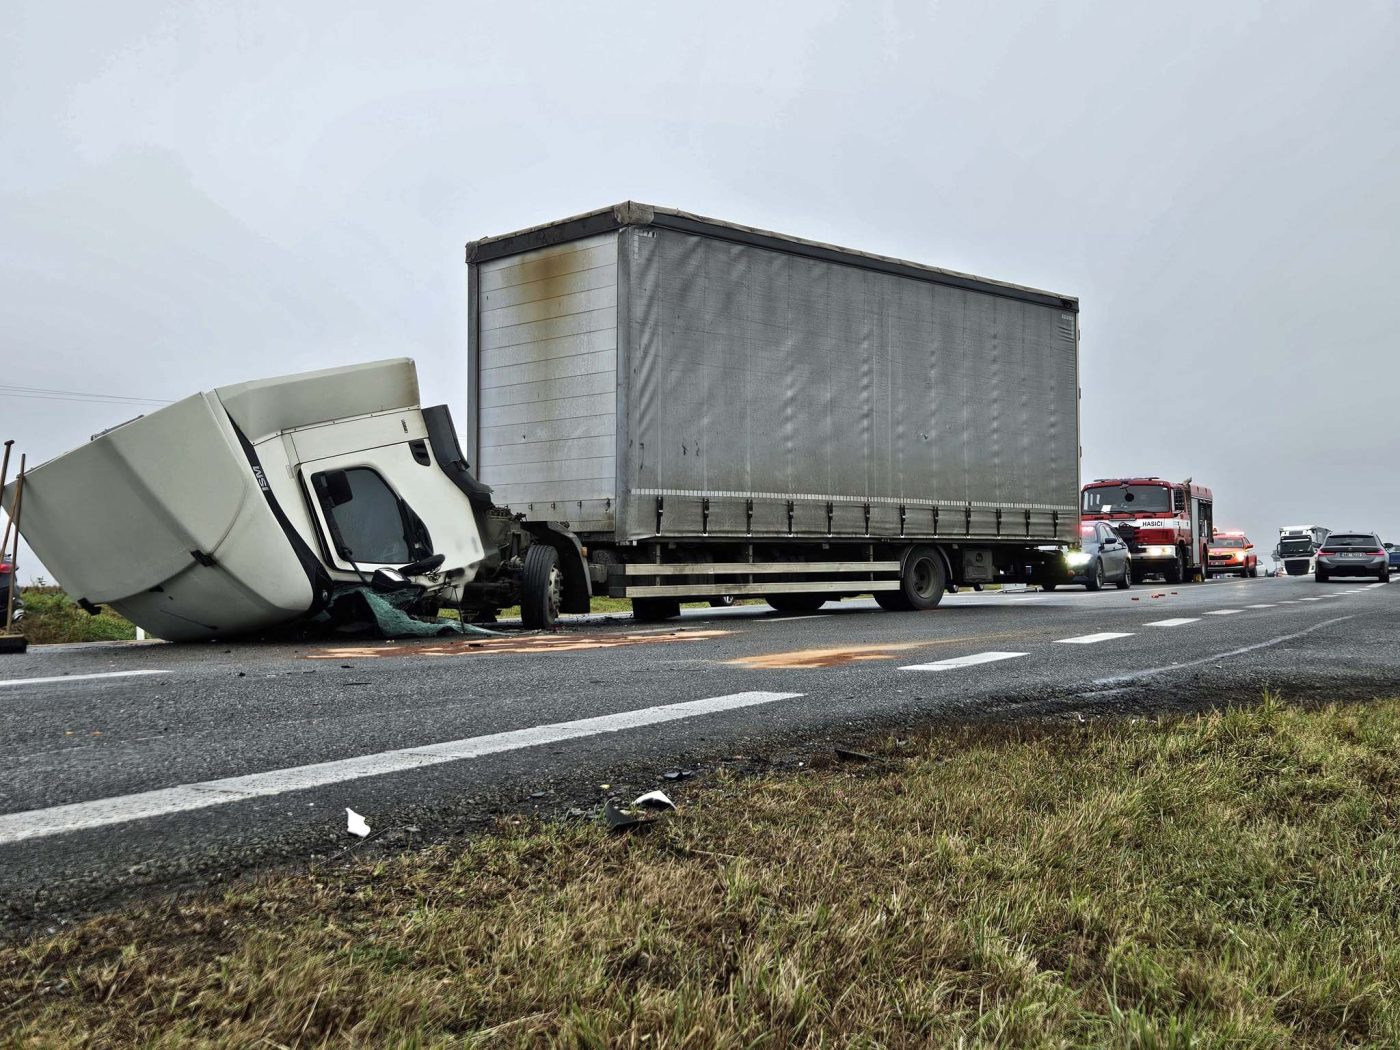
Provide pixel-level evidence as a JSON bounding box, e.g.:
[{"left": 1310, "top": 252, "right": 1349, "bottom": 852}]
[
  {"left": 1080, "top": 477, "right": 1214, "bottom": 584},
  {"left": 1207, "top": 530, "right": 1258, "bottom": 578}
]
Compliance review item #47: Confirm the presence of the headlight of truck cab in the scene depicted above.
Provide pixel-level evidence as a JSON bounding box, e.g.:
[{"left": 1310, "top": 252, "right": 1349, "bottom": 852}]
[
  {"left": 1143, "top": 545, "right": 1176, "bottom": 558},
  {"left": 1064, "top": 550, "right": 1091, "bottom": 567}
]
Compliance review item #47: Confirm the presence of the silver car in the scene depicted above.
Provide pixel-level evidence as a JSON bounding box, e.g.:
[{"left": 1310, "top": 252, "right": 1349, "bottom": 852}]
[
  {"left": 1315, "top": 532, "right": 1390, "bottom": 582},
  {"left": 1048, "top": 522, "right": 1132, "bottom": 591}
]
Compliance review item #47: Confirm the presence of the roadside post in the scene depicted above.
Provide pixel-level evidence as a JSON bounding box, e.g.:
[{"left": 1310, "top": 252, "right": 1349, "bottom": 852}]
[{"left": 2, "top": 454, "right": 27, "bottom": 653}]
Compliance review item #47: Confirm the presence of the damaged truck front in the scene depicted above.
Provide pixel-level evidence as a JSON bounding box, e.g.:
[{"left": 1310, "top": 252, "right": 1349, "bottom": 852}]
[{"left": 1, "top": 359, "right": 589, "bottom": 641}]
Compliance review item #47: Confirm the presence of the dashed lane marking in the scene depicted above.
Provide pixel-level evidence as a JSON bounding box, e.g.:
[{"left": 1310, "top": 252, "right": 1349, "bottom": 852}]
[
  {"left": 731, "top": 631, "right": 1033, "bottom": 670},
  {"left": 1205, "top": 610, "right": 1243, "bottom": 615},
  {"left": 1055, "top": 632, "right": 1135, "bottom": 645},
  {"left": 901, "top": 652, "right": 1028, "bottom": 671},
  {"left": 1298, "top": 597, "right": 1328, "bottom": 602},
  {"left": 1144, "top": 618, "right": 1200, "bottom": 627},
  {"left": 0, "top": 670, "right": 170, "bottom": 690},
  {"left": 304, "top": 630, "right": 731, "bottom": 661},
  {"left": 0, "top": 690, "right": 804, "bottom": 846},
  {"left": 1245, "top": 604, "right": 1276, "bottom": 609}
]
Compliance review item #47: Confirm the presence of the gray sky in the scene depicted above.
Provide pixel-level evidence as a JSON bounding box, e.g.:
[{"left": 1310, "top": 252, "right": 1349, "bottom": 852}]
[{"left": 4, "top": 1, "right": 1398, "bottom": 580}]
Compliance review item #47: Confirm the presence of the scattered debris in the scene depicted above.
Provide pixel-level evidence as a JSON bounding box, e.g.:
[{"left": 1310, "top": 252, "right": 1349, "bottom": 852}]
[
  {"left": 632, "top": 790, "right": 675, "bottom": 811},
  {"left": 346, "top": 809, "right": 371, "bottom": 838},
  {"left": 603, "top": 799, "right": 646, "bottom": 833},
  {"left": 834, "top": 747, "right": 875, "bottom": 762},
  {"left": 662, "top": 770, "right": 685, "bottom": 781}
]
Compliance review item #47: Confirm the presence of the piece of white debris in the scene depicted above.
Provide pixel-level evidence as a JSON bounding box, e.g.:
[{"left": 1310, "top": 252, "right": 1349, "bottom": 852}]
[
  {"left": 346, "top": 808, "right": 371, "bottom": 837},
  {"left": 632, "top": 790, "right": 676, "bottom": 811}
]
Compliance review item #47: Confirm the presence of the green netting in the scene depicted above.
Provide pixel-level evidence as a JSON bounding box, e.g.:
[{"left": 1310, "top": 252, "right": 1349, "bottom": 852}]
[{"left": 319, "top": 585, "right": 501, "bottom": 639}]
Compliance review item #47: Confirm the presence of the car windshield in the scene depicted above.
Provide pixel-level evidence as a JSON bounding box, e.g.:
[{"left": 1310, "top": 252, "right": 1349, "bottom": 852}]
[
  {"left": 1324, "top": 534, "right": 1377, "bottom": 548},
  {"left": 1082, "top": 485, "right": 1172, "bottom": 514},
  {"left": 1211, "top": 537, "right": 1246, "bottom": 548}
]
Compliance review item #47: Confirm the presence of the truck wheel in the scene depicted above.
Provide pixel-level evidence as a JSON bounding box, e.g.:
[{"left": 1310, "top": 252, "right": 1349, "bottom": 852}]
[
  {"left": 633, "top": 597, "right": 681, "bottom": 622},
  {"left": 1085, "top": 559, "right": 1104, "bottom": 591},
  {"left": 766, "top": 594, "right": 826, "bottom": 614},
  {"left": 520, "top": 544, "right": 563, "bottom": 629},
  {"left": 874, "top": 590, "right": 914, "bottom": 611},
  {"left": 1164, "top": 553, "right": 1184, "bottom": 584},
  {"left": 897, "top": 545, "right": 946, "bottom": 611},
  {"left": 709, "top": 595, "right": 736, "bottom": 607}
]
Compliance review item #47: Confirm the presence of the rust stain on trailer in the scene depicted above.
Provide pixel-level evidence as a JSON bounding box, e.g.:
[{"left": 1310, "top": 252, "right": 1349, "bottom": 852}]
[{"left": 303, "top": 629, "right": 731, "bottom": 661}]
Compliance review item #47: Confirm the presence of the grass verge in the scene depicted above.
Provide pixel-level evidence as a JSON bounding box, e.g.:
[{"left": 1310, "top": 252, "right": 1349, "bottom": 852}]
[
  {"left": 5, "top": 696, "right": 1400, "bottom": 1046},
  {"left": 14, "top": 589, "right": 136, "bottom": 644}
]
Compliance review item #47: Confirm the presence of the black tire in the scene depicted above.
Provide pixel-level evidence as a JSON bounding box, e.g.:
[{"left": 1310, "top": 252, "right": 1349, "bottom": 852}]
[
  {"left": 1085, "top": 559, "right": 1104, "bottom": 591},
  {"left": 1130, "top": 565, "right": 1146, "bottom": 585},
  {"left": 874, "top": 590, "right": 914, "bottom": 611},
  {"left": 897, "top": 545, "right": 947, "bottom": 611},
  {"left": 520, "top": 544, "right": 563, "bottom": 629},
  {"left": 1116, "top": 560, "right": 1132, "bottom": 589},
  {"left": 1381, "top": 570, "right": 1391, "bottom": 583},
  {"left": 709, "top": 595, "right": 736, "bottom": 607},
  {"left": 1164, "top": 552, "right": 1184, "bottom": 585},
  {"left": 1315, "top": 570, "right": 1328, "bottom": 583},
  {"left": 765, "top": 594, "right": 827, "bottom": 614},
  {"left": 1042, "top": 582, "right": 1057, "bottom": 592},
  {"left": 633, "top": 596, "right": 681, "bottom": 622}
]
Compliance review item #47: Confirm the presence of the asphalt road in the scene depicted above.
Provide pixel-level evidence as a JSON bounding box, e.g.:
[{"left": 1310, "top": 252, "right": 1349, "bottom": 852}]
[{"left": 2, "top": 573, "right": 1397, "bottom": 935}]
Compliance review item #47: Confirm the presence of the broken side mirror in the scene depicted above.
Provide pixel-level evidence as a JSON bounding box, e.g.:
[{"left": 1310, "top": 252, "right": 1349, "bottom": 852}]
[{"left": 370, "top": 568, "right": 408, "bottom": 591}]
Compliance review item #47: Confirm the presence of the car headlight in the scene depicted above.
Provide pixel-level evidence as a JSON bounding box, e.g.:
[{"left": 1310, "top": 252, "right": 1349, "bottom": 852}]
[{"left": 1065, "top": 551, "right": 1091, "bottom": 567}]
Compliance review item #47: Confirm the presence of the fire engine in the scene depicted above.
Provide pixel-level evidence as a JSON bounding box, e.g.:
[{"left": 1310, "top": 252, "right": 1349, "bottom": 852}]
[{"left": 1080, "top": 477, "right": 1214, "bottom": 584}]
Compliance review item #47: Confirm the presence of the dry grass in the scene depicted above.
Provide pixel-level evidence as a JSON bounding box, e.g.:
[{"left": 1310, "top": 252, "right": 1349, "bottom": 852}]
[{"left": 4, "top": 696, "right": 1400, "bottom": 1047}]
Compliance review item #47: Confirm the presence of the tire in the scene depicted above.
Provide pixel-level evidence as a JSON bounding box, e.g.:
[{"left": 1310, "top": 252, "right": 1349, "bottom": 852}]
[
  {"left": 765, "top": 594, "right": 827, "bottom": 614},
  {"left": 709, "top": 595, "right": 736, "bottom": 607},
  {"left": 520, "top": 544, "right": 563, "bottom": 629},
  {"left": 1164, "top": 552, "right": 1184, "bottom": 585},
  {"left": 875, "top": 590, "right": 914, "bottom": 611},
  {"left": 1315, "top": 570, "right": 1328, "bottom": 583},
  {"left": 1116, "top": 560, "right": 1132, "bottom": 589},
  {"left": 632, "top": 597, "right": 681, "bottom": 622},
  {"left": 1381, "top": 570, "right": 1391, "bottom": 583},
  {"left": 895, "top": 545, "right": 947, "bottom": 611},
  {"left": 1042, "top": 582, "right": 1057, "bottom": 591},
  {"left": 1130, "top": 565, "right": 1146, "bottom": 585},
  {"left": 1085, "top": 559, "right": 1104, "bottom": 591}
]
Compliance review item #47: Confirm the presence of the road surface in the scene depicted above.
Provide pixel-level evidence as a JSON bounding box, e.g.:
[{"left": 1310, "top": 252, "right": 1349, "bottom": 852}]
[{"left": 2, "top": 574, "right": 1396, "bottom": 934}]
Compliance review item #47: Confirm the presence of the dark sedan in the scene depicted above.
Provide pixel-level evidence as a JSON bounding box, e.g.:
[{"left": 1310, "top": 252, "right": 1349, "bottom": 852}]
[
  {"left": 1047, "top": 522, "right": 1132, "bottom": 591},
  {"left": 1316, "top": 532, "right": 1390, "bottom": 582}
]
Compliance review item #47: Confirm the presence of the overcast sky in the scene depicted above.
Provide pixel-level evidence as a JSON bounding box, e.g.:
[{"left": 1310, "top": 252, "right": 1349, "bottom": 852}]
[{"left": 3, "top": 1, "right": 1398, "bottom": 581}]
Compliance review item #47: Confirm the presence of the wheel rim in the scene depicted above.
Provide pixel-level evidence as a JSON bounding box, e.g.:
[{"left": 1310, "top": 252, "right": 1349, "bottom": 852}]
[
  {"left": 546, "top": 567, "right": 562, "bottom": 619},
  {"left": 910, "top": 556, "right": 937, "bottom": 599},
  {"left": 1095, "top": 562, "right": 1104, "bottom": 586}
]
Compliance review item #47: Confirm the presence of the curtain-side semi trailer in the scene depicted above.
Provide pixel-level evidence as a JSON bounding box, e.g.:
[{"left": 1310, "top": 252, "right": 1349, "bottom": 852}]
[{"left": 465, "top": 202, "right": 1081, "bottom": 620}]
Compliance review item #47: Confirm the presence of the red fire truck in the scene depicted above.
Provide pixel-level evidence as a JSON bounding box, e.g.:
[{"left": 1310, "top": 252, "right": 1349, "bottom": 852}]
[{"left": 1080, "top": 477, "right": 1214, "bottom": 584}]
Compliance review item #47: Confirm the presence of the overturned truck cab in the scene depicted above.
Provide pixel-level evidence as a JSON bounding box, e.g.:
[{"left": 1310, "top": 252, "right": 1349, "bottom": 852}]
[{"left": 2, "top": 359, "right": 589, "bottom": 640}]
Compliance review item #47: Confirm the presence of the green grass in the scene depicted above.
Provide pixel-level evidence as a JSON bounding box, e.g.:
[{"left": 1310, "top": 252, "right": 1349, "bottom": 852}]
[
  {"left": 13, "top": 589, "right": 136, "bottom": 644},
  {"left": 5, "top": 695, "right": 1400, "bottom": 1046}
]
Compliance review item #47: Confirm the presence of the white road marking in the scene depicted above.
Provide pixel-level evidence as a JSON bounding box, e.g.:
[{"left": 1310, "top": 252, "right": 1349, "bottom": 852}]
[
  {"left": 764, "top": 615, "right": 833, "bottom": 622},
  {"left": 1245, "top": 604, "right": 1276, "bottom": 609},
  {"left": 0, "top": 690, "right": 803, "bottom": 846},
  {"left": 901, "top": 651, "right": 1028, "bottom": 671},
  {"left": 1055, "top": 632, "right": 1135, "bottom": 645},
  {"left": 1144, "top": 618, "right": 1200, "bottom": 627},
  {"left": 1205, "top": 609, "right": 1243, "bottom": 615},
  {"left": 1093, "top": 615, "right": 1354, "bottom": 688},
  {"left": 0, "top": 670, "right": 170, "bottom": 690},
  {"left": 1298, "top": 597, "right": 1328, "bottom": 602}
]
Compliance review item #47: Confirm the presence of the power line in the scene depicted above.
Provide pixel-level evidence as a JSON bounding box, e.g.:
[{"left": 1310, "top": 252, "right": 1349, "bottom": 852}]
[{"left": 0, "top": 383, "right": 173, "bottom": 407}]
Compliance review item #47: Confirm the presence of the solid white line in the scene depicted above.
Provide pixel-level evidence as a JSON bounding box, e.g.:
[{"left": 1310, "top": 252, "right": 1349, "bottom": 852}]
[
  {"left": 901, "top": 651, "right": 1027, "bottom": 671},
  {"left": 1205, "top": 609, "right": 1243, "bottom": 615},
  {"left": 1093, "top": 615, "right": 1354, "bottom": 688},
  {"left": 1055, "top": 632, "right": 1135, "bottom": 645},
  {"left": 0, "top": 690, "right": 803, "bottom": 846},
  {"left": 1144, "top": 618, "right": 1200, "bottom": 627},
  {"left": 0, "top": 670, "right": 170, "bottom": 690}
]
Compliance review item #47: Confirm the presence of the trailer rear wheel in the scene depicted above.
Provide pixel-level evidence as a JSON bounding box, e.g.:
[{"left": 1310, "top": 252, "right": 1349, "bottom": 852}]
[
  {"left": 521, "top": 544, "right": 562, "bottom": 630},
  {"left": 632, "top": 597, "right": 681, "bottom": 622},
  {"left": 895, "top": 545, "right": 946, "bottom": 611}
]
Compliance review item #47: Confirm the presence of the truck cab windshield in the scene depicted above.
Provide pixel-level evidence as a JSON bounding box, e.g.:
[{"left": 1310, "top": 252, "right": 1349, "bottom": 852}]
[
  {"left": 1082, "top": 485, "right": 1172, "bottom": 515},
  {"left": 1279, "top": 539, "right": 1315, "bottom": 556}
]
